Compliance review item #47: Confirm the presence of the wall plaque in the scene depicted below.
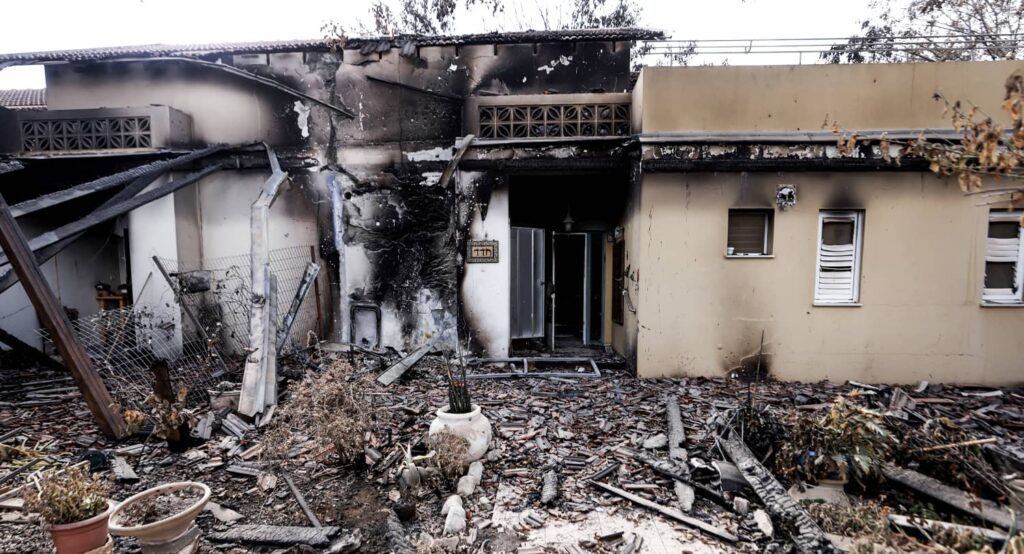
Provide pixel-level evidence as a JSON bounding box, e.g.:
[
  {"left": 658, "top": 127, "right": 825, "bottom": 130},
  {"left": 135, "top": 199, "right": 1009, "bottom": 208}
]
[{"left": 467, "top": 240, "right": 499, "bottom": 263}]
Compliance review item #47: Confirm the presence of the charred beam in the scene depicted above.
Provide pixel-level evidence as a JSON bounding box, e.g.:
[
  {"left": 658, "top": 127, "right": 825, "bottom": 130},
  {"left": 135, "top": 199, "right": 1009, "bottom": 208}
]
[
  {"left": 459, "top": 157, "right": 628, "bottom": 173},
  {"left": 0, "top": 192, "right": 126, "bottom": 439},
  {"left": 642, "top": 157, "right": 931, "bottom": 172},
  {"left": 0, "top": 164, "right": 223, "bottom": 266},
  {"left": 0, "top": 168, "right": 172, "bottom": 294},
  {"left": 9, "top": 145, "right": 226, "bottom": 218},
  {"left": 366, "top": 75, "right": 464, "bottom": 102},
  {"left": 718, "top": 432, "right": 836, "bottom": 552}
]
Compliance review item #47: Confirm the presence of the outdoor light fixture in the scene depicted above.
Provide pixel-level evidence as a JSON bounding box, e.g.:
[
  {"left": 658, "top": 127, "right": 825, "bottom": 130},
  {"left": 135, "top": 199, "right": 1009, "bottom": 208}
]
[
  {"left": 563, "top": 208, "right": 575, "bottom": 231},
  {"left": 776, "top": 184, "right": 797, "bottom": 210}
]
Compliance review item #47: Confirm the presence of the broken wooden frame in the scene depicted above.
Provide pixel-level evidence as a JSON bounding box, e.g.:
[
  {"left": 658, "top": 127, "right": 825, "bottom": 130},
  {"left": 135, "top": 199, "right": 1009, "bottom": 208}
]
[
  {"left": 0, "top": 164, "right": 223, "bottom": 267},
  {"left": 238, "top": 145, "right": 288, "bottom": 417},
  {"left": 463, "top": 357, "right": 602, "bottom": 379},
  {"left": 0, "top": 192, "right": 127, "bottom": 438},
  {"left": 0, "top": 147, "right": 227, "bottom": 294}
]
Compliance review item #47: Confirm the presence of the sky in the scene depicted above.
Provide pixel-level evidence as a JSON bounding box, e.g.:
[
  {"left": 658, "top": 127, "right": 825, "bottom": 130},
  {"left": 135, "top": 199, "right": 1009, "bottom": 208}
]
[{"left": 0, "top": 0, "right": 873, "bottom": 89}]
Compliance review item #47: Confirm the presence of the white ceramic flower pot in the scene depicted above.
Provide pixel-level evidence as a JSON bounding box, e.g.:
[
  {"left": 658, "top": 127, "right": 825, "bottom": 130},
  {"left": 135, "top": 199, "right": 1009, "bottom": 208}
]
[
  {"left": 109, "top": 482, "right": 210, "bottom": 554},
  {"left": 428, "top": 404, "right": 493, "bottom": 462}
]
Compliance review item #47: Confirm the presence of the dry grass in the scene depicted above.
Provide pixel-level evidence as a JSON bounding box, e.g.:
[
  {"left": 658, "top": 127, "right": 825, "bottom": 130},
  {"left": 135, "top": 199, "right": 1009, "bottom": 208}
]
[
  {"left": 22, "top": 465, "right": 110, "bottom": 525},
  {"left": 262, "top": 360, "right": 378, "bottom": 466},
  {"left": 431, "top": 431, "right": 470, "bottom": 480}
]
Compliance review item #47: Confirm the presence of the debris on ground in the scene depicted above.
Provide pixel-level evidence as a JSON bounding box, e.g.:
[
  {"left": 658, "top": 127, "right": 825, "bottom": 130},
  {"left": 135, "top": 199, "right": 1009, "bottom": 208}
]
[{"left": 3, "top": 348, "right": 1024, "bottom": 553}]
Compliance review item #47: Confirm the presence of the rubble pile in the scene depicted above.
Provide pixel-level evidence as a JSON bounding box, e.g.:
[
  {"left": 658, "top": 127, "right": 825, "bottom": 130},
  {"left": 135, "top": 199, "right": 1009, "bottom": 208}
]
[{"left": 2, "top": 351, "right": 1024, "bottom": 553}]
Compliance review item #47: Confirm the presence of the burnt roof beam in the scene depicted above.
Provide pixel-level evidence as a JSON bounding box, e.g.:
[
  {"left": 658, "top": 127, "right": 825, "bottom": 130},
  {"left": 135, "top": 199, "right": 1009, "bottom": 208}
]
[
  {"left": 0, "top": 163, "right": 223, "bottom": 267},
  {"left": 9, "top": 144, "right": 226, "bottom": 218},
  {"left": 127, "top": 57, "right": 355, "bottom": 119},
  {"left": 0, "top": 168, "right": 175, "bottom": 294}
]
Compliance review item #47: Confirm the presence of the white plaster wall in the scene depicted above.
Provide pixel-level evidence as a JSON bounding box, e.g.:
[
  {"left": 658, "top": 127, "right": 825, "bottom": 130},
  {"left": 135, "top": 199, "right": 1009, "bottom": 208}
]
[
  {"left": 198, "top": 171, "right": 319, "bottom": 260},
  {"left": 0, "top": 224, "right": 119, "bottom": 350},
  {"left": 127, "top": 177, "right": 183, "bottom": 356},
  {"left": 460, "top": 181, "right": 510, "bottom": 357}
]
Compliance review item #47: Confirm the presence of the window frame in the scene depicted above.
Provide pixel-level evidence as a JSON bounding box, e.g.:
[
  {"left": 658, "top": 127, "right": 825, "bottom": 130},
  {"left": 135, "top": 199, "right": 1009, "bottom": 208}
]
[
  {"left": 982, "top": 210, "right": 1024, "bottom": 305},
  {"left": 813, "top": 210, "right": 864, "bottom": 306},
  {"left": 725, "top": 208, "right": 774, "bottom": 258}
]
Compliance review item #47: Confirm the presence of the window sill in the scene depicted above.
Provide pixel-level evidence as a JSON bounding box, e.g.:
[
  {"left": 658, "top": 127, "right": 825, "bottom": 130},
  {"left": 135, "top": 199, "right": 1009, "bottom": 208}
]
[
  {"left": 980, "top": 302, "right": 1024, "bottom": 308},
  {"left": 812, "top": 302, "right": 862, "bottom": 307},
  {"left": 724, "top": 254, "right": 774, "bottom": 259}
]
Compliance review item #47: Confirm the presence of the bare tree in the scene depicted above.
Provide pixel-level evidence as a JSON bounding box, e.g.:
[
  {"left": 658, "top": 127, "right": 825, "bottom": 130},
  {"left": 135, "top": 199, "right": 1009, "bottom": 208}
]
[
  {"left": 824, "top": 0, "right": 1024, "bottom": 63},
  {"left": 832, "top": 71, "right": 1024, "bottom": 218},
  {"left": 340, "top": 0, "right": 642, "bottom": 36}
]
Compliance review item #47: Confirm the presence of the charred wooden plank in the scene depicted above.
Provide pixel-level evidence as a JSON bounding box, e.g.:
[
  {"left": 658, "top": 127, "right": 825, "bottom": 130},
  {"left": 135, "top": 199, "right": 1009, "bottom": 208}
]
[
  {"left": 882, "top": 464, "right": 1017, "bottom": 530},
  {"left": 208, "top": 525, "right": 343, "bottom": 546},
  {"left": 718, "top": 433, "right": 836, "bottom": 552},
  {"left": 0, "top": 193, "right": 126, "bottom": 439}
]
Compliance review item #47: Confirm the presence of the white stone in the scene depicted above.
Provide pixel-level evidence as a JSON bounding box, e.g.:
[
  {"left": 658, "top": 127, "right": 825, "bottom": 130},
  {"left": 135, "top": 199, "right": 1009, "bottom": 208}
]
[
  {"left": 457, "top": 475, "right": 478, "bottom": 496},
  {"left": 753, "top": 509, "right": 774, "bottom": 537},
  {"left": 643, "top": 433, "right": 668, "bottom": 449},
  {"left": 467, "top": 461, "right": 484, "bottom": 482},
  {"left": 733, "top": 497, "right": 750, "bottom": 516},
  {"left": 442, "top": 494, "right": 463, "bottom": 516},
  {"left": 444, "top": 505, "right": 467, "bottom": 535}
]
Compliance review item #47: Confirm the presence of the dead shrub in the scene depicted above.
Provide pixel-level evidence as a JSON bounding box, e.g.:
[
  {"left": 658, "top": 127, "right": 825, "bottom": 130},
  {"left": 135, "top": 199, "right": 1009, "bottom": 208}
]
[
  {"left": 22, "top": 465, "right": 110, "bottom": 525},
  {"left": 263, "top": 360, "right": 377, "bottom": 466},
  {"left": 431, "top": 431, "right": 470, "bottom": 480}
]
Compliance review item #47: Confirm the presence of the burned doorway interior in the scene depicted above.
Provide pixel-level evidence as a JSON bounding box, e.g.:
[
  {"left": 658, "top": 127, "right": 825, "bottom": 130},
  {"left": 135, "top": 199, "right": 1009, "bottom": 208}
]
[{"left": 508, "top": 173, "right": 627, "bottom": 353}]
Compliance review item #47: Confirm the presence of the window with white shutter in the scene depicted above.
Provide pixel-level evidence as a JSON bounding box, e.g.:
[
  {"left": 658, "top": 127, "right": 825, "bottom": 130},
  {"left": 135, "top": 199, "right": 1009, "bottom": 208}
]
[
  {"left": 814, "top": 210, "right": 863, "bottom": 305},
  {"left": 982, "top": 211, "right": 1024, "bottom": 305}
]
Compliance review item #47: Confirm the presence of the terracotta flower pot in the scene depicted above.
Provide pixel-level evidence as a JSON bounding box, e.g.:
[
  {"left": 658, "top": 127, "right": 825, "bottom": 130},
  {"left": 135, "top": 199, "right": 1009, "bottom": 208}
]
[
  {"left": 47, "top": 500, "right": 115, "bottom": 554},
  {"left": 428, "top": 404, "right": 493, "bottom": 462},
  {"left": 109, "top": 482, "right": 210, "bottom": 553}
]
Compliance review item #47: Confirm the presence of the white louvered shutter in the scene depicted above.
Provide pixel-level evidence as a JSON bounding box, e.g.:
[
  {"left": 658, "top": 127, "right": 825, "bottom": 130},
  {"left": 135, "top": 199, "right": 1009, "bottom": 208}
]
[
  {"left": 815, "top": 212, "right": 862, "bottom": 304},
  {"left": 982, "top": 212, "right": 1024, "bottom": 304}
]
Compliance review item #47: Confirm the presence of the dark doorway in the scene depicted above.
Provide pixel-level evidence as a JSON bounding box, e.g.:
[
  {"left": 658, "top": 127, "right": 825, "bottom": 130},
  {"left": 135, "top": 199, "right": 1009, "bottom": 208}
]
[
  {"left": 553, "top": 233, "right": 586, "bottom": 345},
  {"left": 508, "top": 173, "right": 627, "bottom": 353}
]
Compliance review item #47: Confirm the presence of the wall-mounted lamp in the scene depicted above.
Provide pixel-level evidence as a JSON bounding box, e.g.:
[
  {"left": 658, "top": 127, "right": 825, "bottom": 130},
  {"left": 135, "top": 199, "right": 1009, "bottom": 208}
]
[
  {"left": 562, "top": 208, "right": 575, "bottom": 231},
  {"left": 776, "top": 184, "right": 797, "bottom": 210}
]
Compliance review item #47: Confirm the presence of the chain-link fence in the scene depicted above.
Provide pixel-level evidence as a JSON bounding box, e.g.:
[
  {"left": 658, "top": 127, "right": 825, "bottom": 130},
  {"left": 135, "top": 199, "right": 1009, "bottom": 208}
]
[
  {"left": 158, "top": 245, "right": 323, "bottom": 357},
  {"left": 40, "top": 304, "right": 226, "bottom": 412},
  {"left": 39, "top": 245, "right": 324, "bottom": 413}
]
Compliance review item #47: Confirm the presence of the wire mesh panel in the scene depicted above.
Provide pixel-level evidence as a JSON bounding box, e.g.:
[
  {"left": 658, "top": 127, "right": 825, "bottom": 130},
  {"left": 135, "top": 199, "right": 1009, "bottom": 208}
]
[
  {"left": 39, "top": 304, "right": 225, "bottom": 412},
  {"left": 158, "top": 245, "right": 323, "bottom": 356}
]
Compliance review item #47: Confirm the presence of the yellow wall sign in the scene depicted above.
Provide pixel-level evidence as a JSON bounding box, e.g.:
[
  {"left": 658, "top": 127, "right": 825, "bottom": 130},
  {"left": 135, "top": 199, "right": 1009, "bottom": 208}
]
[{"left": 467, "top": 240, "right": 499, "bottom": 263}]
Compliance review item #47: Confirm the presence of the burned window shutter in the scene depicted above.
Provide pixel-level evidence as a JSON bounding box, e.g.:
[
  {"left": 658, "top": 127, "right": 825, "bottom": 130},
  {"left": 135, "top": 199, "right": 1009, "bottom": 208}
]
[
  {"left": 815, "top": 212, "right": 861, "bottom": 304},
  {"left": 982, "top": 213, "right": 1023, "bottom": 303},
  {"left": 727, "top": 211, "right": 770, "bottom": 255}
]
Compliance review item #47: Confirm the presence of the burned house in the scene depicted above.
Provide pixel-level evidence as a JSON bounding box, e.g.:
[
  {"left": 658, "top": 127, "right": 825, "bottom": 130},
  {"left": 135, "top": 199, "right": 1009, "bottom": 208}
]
[{"left": 0, "top": 31, "right": 1021, "bottom": 394}]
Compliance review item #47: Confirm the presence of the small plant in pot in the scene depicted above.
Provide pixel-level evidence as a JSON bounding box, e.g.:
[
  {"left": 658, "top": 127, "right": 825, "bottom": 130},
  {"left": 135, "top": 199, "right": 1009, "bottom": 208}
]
[
  {"left": 22, "top": 465, "right": 114, "bottom": 554},
  {"left": 428, "top": 358, "right": 492, "bottom": 462}
]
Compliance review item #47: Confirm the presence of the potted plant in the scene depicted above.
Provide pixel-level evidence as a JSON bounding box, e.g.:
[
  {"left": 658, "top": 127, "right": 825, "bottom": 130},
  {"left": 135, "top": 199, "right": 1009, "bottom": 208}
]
[
  {"left": 428, "top": 359, "right": 492, "bottom": 462},
  {"left": 22, "top": 465, "right": 114, "bottom": 554},
  {"left": 108, "top": 481, "right": 210, "bottom": 553}
]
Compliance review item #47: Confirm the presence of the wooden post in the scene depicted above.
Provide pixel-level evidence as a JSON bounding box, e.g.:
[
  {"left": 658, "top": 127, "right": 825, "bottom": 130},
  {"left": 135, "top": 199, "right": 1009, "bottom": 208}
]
[{"left": 0, "top": 193, "right": 126, "bottom": 439}]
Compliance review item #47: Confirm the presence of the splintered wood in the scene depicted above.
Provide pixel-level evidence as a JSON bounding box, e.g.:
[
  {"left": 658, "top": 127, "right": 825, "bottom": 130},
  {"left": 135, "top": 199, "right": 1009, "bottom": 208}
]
[{"left": 718, "top": 433, "right": 837, "bottom": 553}]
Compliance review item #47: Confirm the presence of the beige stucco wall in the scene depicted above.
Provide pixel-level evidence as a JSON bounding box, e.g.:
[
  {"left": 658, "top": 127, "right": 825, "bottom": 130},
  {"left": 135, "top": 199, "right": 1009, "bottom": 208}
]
[
  {"left": 638, "top": 60, "right": 1023, "bottom": 132},
  {"left": 635, "top": 171, "right": 1024, "bottom": 384}
]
